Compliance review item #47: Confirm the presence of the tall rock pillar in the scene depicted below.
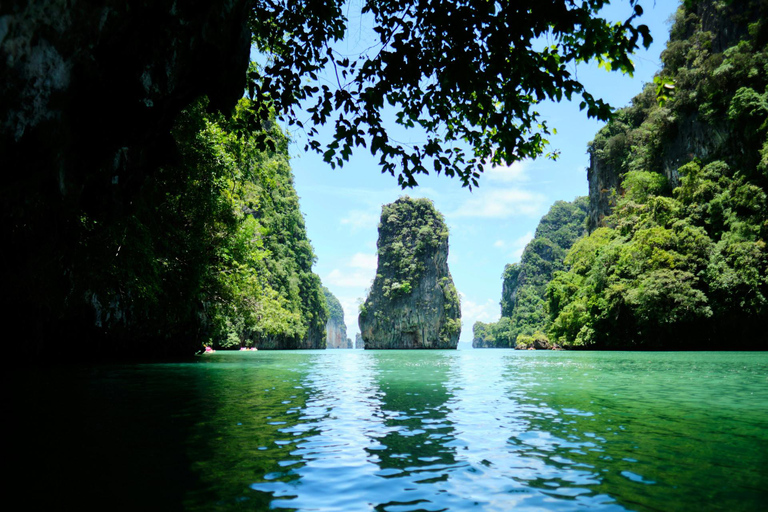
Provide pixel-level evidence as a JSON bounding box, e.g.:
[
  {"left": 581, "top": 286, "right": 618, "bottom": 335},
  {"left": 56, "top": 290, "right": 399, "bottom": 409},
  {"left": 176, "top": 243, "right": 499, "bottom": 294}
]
[{"left": 358, "top": 197, "right": 461, "bottom": 349}]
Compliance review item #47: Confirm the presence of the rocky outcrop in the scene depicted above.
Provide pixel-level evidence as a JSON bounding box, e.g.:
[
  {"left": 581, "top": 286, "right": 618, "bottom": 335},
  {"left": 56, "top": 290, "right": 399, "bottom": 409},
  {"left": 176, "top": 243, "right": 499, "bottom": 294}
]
[
  {"left": 354, "top": 333, "right": 363, "bottom": 349},
  {"left": 586, "top": 149, "right": 622, "bottom": 233},
  {"left": 514, "top": 332, "right": 563, "bottom": 350},
  {"left": 587, "top": 114, "right": 730, "bottom": 232},
  {"left": 323, "top": 287, "right": 351, "bottom": 349},
  {"left": 358, "top": 197, "right": 461, "bottom": 349},
  {"left": 325, "top": 317, "right": 348, "bottom": 348}
]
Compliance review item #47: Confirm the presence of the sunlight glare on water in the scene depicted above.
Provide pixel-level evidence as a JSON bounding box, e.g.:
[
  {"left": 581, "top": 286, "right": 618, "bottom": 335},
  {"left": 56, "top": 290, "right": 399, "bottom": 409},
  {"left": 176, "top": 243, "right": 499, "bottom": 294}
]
[{"left": 186, "top": 350, "right": 768, "bottom": 511}]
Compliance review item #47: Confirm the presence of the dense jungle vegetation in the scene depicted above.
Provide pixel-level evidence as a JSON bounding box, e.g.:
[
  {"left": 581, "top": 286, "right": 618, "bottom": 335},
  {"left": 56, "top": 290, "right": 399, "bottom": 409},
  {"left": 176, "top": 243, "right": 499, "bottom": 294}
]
[
  {"left": 473, "top": 198, "right": 588, "bottom": 348},
  {"left": 193, "top": 100, "right": 328, "bottom": 350},
  {"left": 548, "top": 1, "right": 768, "bottom": 348},
  {"left": 477, "top": 0, "right": 768, "bottom": 349},
  {"left": 78, "top": 98, "right": 328, "bottom": 351}
]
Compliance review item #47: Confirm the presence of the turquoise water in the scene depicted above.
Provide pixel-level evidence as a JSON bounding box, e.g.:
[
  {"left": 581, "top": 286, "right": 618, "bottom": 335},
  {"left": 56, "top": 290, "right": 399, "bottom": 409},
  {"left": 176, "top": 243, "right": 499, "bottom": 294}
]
[{"left": 13, "top": 350, "right": 768, "bottom": 511}]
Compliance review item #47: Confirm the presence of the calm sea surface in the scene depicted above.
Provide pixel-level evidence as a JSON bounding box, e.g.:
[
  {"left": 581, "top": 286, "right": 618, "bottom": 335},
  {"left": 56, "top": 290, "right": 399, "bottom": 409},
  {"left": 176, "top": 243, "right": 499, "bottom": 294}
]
[{"left": 13, "top": 350, "right": 768, "bottom": 511}]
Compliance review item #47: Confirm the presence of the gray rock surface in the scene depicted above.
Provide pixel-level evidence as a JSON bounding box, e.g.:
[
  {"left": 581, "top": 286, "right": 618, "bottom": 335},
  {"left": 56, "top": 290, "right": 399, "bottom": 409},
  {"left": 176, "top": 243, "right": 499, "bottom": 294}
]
[
  {"left": 323, "top": 287, "right": 350, "bottom": 349},
  {"left": 325, "top": 317, "right": 352, "bottom": 349}
]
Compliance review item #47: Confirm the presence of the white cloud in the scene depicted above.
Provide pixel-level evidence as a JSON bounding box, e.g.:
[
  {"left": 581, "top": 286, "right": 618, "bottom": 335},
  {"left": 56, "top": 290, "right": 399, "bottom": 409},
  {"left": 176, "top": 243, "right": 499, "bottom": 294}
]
[
  {"left": 325, "top": 268, "right": 374, "bottom": 289},
  {"left": 451, "top": 188, "right": 546, "bottom": 219},
  {"left": 349, "top": 252, "right": 378, "bottom": 270},
  {"left": 493, "top": 239, "right": 505, "bottom": 248},
  {"left": 485, "top": 160, "right": 530, "bottom": 183},
  {"left": 324, "top": 252, "right": 378, "bottom": 289},
  {"left": 458, "top": 293, "right": 500, "bottom": 342},
  {"left": 340, "top": 210, "right": 380, "bottom": 233}
]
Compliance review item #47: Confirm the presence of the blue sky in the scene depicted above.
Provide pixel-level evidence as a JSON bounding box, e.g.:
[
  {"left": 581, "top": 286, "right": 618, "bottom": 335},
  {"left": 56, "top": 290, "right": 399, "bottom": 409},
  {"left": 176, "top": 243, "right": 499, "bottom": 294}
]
[{"left": 284, "top": 1, "right": 681, "bottom": 344}]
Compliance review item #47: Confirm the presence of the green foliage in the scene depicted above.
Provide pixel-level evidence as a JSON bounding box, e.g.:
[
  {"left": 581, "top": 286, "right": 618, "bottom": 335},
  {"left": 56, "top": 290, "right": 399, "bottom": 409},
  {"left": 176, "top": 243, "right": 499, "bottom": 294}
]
[
  {"left": 547, "top": 0, "right": 768, "bottom": 348},
  {"left": 653, "top": 76, "right": 676, "bottom": 107},
  {"left": 622, "top": 171, "right": 670, "bottom": 203},
  {"left": 374, "top": 197, "right": 449, "bottom": 299},
  {"left": 247, "top": 0, "right": 653, "bottom": 188},
  {"left": 472, "top": 318, "right": 516, "bottom": 348},
  {"left": 515, "top": 333, "right": 534, "bottom": 349},
  {"left": 67, "top": 97, "right": 249, "bottom": 350},
  {"left": 515, "top": 331, "right": 550, "bottom": 350},
  {"left": 474, "top": 197, "right": 588, "bottom": 348},
  {"left": 440, "top": 317, "right": 462, "bottom": 344},
  {"left": 322, "top": 287, "right": 344, "bottom": 324},
  {"left": 174, "top": 98, "right": 328, "bottom": 350}
]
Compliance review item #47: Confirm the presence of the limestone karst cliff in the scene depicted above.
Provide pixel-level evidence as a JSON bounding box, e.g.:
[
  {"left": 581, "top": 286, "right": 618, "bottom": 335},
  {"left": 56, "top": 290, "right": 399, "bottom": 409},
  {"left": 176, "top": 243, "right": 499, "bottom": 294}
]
[
  {"left": 472, "top": 198, "right": 588, "bottom": 348},
  {"left": 478, "top": 0, "right": 768, "bottom": 349},
  {"left": 359, "top": 197, "right": 461, "bottom": 349},
  {"left": 1, "top": 0, "right": 251, "bottom": 357},
  {"left": 355, "top": 333, "right": 364, "bottom": 349},
  {"left": 548, "top": 0, "right": 768, "bottom": 348},
  {"left": 323, "top": 287, "right": 351, "bottom": 349},
  {"left": 586, "top": 0, "right": 767, "bottom": 232}
]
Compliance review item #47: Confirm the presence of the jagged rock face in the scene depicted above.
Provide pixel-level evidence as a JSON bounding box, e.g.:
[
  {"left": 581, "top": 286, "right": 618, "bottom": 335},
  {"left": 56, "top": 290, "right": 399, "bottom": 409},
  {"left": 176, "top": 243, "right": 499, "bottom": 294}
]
[
  {"left": 354, "top": 333, "right": 363, "bottom": 349},
  {"left": 500, "top": 264, "right": 522, "bottom": 318},
  {"left": 325, "top": 317, "right": 349, "bottom": 348},
  {"left": 299, "top": 323, "right": 327, "bottom": 350},
  {"left": 588, "top": 115, "right": 731, "bottom": 232},
  {"left": 0, "top": 0, "right": 250, "bottom": 355},
  {"left": 358, "top": 197, "right": 461, "bottom": 349},
  {"left": 587, "top": 148, "right": 622, "bottom": 233}
]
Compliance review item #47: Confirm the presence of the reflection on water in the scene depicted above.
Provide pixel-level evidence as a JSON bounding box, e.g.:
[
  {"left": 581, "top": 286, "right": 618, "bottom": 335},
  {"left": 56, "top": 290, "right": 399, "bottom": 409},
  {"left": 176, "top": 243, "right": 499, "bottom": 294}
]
[
  {"left": 11, "top": 351, "right": 768, "bottom": 511},
  {"left": 245, "top": 351, "right": 463, "bottom": 511}
]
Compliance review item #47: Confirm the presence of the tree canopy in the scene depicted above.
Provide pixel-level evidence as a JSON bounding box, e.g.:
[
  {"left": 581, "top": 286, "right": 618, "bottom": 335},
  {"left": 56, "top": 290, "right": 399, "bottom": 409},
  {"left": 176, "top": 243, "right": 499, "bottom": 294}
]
[{"left": 247, "top": 0, "right": 652, "bottom": 187}]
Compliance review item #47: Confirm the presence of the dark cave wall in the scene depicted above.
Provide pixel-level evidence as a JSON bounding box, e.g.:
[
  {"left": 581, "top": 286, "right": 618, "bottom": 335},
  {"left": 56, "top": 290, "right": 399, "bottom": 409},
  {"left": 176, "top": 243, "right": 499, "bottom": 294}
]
[{"left": 0, "top": 0, "right": 251, "bottom": 357}]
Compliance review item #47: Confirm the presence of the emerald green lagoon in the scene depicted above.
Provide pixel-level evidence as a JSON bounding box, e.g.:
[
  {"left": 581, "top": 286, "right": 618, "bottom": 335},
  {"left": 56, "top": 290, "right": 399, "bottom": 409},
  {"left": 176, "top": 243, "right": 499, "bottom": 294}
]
[{"left": 14, "top": 350, "right": 768, "bottom": 511}]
